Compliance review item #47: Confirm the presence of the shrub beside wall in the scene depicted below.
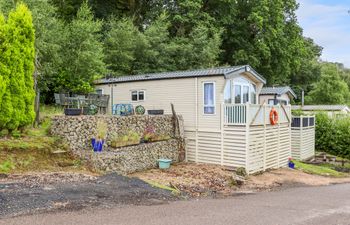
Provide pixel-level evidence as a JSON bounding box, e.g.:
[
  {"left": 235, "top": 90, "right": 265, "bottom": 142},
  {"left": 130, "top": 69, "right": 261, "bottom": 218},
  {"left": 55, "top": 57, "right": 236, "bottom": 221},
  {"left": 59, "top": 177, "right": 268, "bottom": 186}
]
[{"left": 315, "top": 113, "right": 350, "bottom": 159}]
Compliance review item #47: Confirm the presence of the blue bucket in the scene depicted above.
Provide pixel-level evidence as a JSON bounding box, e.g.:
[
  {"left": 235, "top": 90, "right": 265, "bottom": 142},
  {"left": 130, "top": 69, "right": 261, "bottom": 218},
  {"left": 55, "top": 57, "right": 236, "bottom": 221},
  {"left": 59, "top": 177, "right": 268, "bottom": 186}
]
[
  {"left": 288, "top": 161, "right": 295, "bottom": 169},
  {"left": 158, "top": 159, "right": 172, "bottom": 169},
  {"left": 91, "top": 138, "right": 104, "bottom": 152}
]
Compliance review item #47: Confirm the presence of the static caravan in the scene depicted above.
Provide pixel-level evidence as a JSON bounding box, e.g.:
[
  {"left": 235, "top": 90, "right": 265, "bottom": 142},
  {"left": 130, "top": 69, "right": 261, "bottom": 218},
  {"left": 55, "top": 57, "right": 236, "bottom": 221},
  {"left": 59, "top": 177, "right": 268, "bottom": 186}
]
[
  {"left": 95, "top": 65, "right": 292, "bottom": 174},
  {"left": 259, "top": 86, "right": 297, "bottom": 106},
  {"left": 291, "top": 105, "right": 350, "bottom": 118}
]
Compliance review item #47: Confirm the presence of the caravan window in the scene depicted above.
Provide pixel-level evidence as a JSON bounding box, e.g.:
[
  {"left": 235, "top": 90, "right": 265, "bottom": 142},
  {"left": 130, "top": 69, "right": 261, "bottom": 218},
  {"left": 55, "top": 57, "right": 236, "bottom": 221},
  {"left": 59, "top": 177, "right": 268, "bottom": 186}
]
[
  {"left": 131, "top": 90, "right": 145, "bottom": 102},
  {"left": 96, "top": 89, "right": 103, "bottom": 95},
  {"left": 138, "top": 91, "right": 145, "bottom": 101},
  {"left": 250, "top": 84, "right": 256, "bottom": 104},
  {"left": 234, "top": 85, "right": 241, "bottom": 104},
  {"left": 232, "top": 76, "right": 256, "bottom": 104},
  {"left": 268, "top": 99, "right": 275, "bottom": 105},
  {"left": 203, "top": 82, "right": 215, "bottom": 114},
  {"left": 224, "top": 80, "right": 231, "bottom": 104},
  {"left": 242, "top": 86, "right": 249, "bottom": 103}
]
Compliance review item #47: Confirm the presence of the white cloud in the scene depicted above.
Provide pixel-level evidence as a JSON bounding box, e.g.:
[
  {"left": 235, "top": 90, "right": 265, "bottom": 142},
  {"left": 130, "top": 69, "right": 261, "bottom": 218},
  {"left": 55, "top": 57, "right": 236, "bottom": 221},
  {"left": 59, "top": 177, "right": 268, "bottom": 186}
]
[{"left": 297, "top": 0, "right": 350, "bottom": 67}]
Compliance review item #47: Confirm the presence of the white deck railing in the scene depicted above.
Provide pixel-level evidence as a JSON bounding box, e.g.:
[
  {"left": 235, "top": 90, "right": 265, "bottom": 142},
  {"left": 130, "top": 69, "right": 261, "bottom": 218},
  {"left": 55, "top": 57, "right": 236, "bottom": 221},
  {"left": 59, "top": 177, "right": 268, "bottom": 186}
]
[
  {"left": 224, "top": 103, "right": 291, "bottom": 126},
  {"left": 291, "top": 115, "right": 315, "bottom": 128}
]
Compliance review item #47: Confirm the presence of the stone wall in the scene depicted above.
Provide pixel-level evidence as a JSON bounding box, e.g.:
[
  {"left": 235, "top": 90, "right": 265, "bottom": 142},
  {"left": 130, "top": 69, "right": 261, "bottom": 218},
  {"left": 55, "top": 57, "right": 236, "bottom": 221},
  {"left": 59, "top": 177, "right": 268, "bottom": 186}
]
[
  {"left": 91, "top": 139, "right": 180, "bottom": 174},
  {"left": 51, "top": 115, "right": 185, "bottom": 174}
]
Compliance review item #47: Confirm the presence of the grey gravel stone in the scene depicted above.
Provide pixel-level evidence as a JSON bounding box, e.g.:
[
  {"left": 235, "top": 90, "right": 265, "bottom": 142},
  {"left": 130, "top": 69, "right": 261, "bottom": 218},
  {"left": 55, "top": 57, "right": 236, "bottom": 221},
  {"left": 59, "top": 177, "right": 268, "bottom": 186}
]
[{"left": 50, "top": 115, "right": 185, "bottom": 174}]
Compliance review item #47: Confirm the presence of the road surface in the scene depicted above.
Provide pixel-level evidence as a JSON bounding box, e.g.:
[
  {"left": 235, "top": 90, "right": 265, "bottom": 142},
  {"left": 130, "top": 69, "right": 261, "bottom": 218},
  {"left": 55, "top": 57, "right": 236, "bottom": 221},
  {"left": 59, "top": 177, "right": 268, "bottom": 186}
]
[{"left": 1, "top": 183, "right": 350, "bottom": 225}]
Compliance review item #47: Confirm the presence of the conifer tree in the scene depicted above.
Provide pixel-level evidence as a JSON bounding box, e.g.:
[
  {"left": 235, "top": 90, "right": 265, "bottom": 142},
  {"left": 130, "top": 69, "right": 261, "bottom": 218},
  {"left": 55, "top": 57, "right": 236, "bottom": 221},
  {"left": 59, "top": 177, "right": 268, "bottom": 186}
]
[
  {"left": 0, "top": 13, "right": 13, "bottom": 130},
  {"left": 0, "top": 4, "right": 35, "bottom": 130},
  {"left": 57, "top": 2, "right": 105, "bottom": 93}
]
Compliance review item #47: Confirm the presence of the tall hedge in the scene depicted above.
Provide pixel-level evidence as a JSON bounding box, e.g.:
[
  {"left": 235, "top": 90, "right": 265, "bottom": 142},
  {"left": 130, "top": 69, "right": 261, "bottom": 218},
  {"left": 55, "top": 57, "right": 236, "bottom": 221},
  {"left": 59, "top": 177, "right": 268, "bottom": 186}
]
[
  {"left": 315, "top": 113, "right": 350, "bottom": 159},
  {"left": 0, "top": 4, "right": 35, "bottom": 131}
]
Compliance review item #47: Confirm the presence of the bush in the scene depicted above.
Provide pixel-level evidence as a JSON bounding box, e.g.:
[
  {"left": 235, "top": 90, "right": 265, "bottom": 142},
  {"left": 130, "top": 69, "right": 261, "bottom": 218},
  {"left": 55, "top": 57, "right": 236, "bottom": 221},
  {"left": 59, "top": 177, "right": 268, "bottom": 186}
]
[{"left": 315, "top": 113, "right": 350, "bottom": 159}]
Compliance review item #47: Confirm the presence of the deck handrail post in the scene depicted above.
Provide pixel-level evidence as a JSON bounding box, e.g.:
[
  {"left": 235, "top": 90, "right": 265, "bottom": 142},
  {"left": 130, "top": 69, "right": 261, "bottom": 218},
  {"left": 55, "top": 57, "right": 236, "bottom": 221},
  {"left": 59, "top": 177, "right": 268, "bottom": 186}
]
[
  {"left": 220, "top": 103, "right": 224, "bottom": 165},
  {"left": 245, "top": 102, "right": 250, "bottom": 173},
  {"left": 263, "top": 103, "right": 267, "bottom": 171},
  {"left": 277, "top": 104, "right": 281, "bottom": 168},
  {"left": 300, "top": 115, "right": 303, "bottom": 129}
]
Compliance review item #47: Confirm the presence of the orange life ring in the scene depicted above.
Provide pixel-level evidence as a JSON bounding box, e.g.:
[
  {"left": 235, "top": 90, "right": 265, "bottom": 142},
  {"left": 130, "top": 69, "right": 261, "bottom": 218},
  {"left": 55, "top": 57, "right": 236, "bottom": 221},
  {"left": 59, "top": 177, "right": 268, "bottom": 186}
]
[{"left": 269, "top": 108, "right": 278, "bottom": 125}]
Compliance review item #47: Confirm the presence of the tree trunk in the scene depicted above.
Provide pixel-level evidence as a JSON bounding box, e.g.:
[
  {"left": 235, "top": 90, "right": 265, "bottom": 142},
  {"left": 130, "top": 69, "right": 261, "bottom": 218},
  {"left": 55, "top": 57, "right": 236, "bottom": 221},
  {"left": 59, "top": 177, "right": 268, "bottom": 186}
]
[
  {"left": 33, "top": 53, "right": 40, "bottom": 127},
  {"left": 34, "top": 88, "right": 40, "bottom": 127}
]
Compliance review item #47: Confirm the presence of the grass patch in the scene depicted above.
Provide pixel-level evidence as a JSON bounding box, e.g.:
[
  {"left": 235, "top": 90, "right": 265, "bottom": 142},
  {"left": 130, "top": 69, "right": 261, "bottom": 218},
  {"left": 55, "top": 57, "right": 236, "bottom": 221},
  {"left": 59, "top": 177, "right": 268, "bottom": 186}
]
[
  {"left": 0, "top": 160, "right": 15, "bottom": 173},
  {"left": 0, "top": 136, "right": 91, "bottom": 174},
  {"left": 294, "top": 161, "right": 347, "bottom": 178},
  {"left": 0, "top": 105, "right": 94, "bottom": 175},
  {"left": 40, "top": 105, "right": 63, "bottom": 118},
  {"left": 145, "top": 180, "right": 181, "bottom": 195}
]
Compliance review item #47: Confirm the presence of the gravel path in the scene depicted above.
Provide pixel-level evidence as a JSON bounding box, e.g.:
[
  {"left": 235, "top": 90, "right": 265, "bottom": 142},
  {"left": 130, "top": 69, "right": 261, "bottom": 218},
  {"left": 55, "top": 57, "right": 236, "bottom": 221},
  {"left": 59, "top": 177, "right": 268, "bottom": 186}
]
[{"left": 0, "top": 173, "right": 175, "bottom": 218}]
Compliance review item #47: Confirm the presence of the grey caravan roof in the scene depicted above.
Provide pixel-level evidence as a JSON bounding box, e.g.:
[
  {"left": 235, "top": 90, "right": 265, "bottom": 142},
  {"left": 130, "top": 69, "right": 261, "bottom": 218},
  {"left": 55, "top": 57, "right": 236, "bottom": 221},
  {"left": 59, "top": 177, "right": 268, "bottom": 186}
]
[
  {"left": 260, "top": 86, "right": 297, "bottom": 99},
  {"left": 291, "top": 105, "right": 350, "bottom": 112},
  {"left": 95, "top": 65, "right": 266, "bottom": 85}
]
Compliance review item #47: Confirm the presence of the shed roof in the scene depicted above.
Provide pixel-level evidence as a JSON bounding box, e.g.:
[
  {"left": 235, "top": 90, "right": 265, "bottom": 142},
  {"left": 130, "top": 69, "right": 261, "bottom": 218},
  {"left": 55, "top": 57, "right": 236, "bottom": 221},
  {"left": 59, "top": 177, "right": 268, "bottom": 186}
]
[
  {"left": 95, "top": 65, "right": 266, "bottom": 85},
  {"left": 291, "top": 105, "right": 350, "bottom": 112},
  {"left": 260, "top": 86, "right": 297, "bottom": 99}
]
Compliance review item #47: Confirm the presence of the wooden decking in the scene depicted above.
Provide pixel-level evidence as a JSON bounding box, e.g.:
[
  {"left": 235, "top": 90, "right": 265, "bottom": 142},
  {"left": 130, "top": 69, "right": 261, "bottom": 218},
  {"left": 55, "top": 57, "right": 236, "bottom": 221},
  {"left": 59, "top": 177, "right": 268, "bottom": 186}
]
[
  {"left": 185, "top": 103, "right": 292, "bottom": 174},
  {"left": 291, "top": 115, "right": 315, "bottom": 160}
]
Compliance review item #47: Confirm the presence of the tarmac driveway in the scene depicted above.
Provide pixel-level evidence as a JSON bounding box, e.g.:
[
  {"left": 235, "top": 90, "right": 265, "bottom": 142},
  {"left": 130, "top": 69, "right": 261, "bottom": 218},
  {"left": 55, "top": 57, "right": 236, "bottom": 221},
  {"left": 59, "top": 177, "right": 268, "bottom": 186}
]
[
  {"left": 2, "top": 183, "right": 350, "bottom": 225},
  {"left": 0, "top": 173, "right": 174, "bottom": 218}
]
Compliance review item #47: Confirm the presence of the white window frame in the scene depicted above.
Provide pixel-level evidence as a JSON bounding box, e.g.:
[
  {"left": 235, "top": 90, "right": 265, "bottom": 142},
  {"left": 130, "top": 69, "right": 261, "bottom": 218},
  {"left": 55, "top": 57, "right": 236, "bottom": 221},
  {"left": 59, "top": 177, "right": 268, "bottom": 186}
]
[
  {"left": 131, "top": 90, "right": 146, "bottom": 102},
  {"left": 203, "top": 81, "right": 216, "bottom": 115},
  {"left": 231, "top": 77, "right": 257, "bottom": 104},
  {"left": 233, "top": 82, "right": 250, "bottom": 104},
  {"left": 224, "top": 80, "right": 232, "bottom": 104},
  {"left": 96, "top": 89, "right": 103, "bottom": 95},
  {"left": 138, "top": 90, "right": 145, "bottom": 101}
]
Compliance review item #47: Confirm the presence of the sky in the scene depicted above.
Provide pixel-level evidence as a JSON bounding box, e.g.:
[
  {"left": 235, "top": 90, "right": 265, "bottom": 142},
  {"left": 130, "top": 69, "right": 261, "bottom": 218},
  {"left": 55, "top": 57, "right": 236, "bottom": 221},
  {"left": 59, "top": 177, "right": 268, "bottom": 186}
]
[{"left": 297, "top": 0, "right": 350, "bottom": 67}]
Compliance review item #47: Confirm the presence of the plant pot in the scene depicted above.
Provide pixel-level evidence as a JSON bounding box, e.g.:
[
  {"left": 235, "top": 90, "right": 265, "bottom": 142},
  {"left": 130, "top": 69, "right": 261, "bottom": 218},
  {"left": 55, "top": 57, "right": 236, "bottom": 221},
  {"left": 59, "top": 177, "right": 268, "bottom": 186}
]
[
  {"left": 91, "top": 138, "right": 104, "bottom": 152},
  {"left": 288, "top": 161, "right": 295, "bottom": 169},
  {"left": 82, "top": 107, "right": 90, "bottom": 115},
  {"left": 158, "top": 159, "right": 172, "bottom": 169},
  {"left": 64, "top": 108, "right": 82, "bottom": 116},
  {"left": 147, "top": 110, "right": 164, "bottom": 115}
]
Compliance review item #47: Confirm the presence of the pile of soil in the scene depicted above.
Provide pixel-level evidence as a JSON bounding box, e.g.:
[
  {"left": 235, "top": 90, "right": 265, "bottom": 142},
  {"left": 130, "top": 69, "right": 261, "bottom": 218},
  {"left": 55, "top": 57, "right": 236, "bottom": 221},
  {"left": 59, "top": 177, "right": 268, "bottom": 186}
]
[
  {"left": 132, "top": 163, "right": 236, "bottom": 197},
  {"left": 133, "top": 163, "right": 350, "bottom": 196}
]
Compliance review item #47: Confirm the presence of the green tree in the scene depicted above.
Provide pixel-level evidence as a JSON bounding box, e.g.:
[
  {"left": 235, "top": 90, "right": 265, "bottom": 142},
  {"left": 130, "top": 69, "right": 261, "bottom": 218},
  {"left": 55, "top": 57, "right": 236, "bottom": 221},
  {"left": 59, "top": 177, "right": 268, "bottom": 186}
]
[
  {"left": 105, "top": 12, "right": 222, "bottom": 76},
  {"left": 49, "top": 0, "right": 82, "bottom": 21},
  {"left": 0, "top": 0, "right": 66, "bottom": 124},
  {"left": 204, "top": 0, "right": 321, "bottom": 86},
  {"left": 134, "top": 13, "right": 171, "bottom": 73},
  {"left": 306, "top": 63, "right": 350, "bottom": 104},
  {"left": 51, "top": 0, "right": 164, "bottom": 27},
  {"left": 0, "top": 14, "right": 5, "bottom": 102},
  {"left": 333, "top": 62, "right": 350, "bottom": 90},
  {"left": 290, "top": 38, "right": 322, "bottom": 101},
  {"left": 104, "top": 17, "right": 143, "bottom": 75},
  {"left": 56, "top": 1, "right": 105, "bottom": 93},
  {"left": 0, "top": 3, "right": 35, "bottom": 130},
  {"left": 0, "top": 14, "right": 13, "bottom": 130}
]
